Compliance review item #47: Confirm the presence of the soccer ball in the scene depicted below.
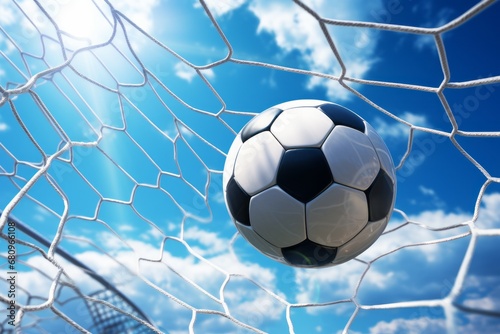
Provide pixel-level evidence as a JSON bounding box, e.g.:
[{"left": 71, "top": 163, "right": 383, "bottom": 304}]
[{"left": 223, "top": 99, "right": 396, "bottom": 268}]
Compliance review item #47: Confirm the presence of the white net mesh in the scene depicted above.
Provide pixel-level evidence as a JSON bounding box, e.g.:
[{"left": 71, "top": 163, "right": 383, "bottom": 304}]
[{"left": 1, "top": 0, "right": 500, "bottom": 333}]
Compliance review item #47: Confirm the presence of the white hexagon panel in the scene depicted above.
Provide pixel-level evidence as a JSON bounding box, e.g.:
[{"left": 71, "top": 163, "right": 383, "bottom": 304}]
[
  {"left": 323, "top": 125, "right": 380, "bottom": 191},
  {"left": 306, "top": 183, "right": 368, "bottom": 247},
  {"left": 332, "top": 218, "right": 388, "bottom": 265},
  {"left": 234, "top": 131, "right": 284, "bottom": 195},
  {"left": 271, "top": 107, "right": 333, "bottom": 148},
  {"left": 249, "top": 186, "right": 306, "bottom": 248}
]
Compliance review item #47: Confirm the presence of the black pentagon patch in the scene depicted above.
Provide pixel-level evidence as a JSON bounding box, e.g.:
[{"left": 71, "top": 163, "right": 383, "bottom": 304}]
[
  {"left": 319, "top": 103, "right": 365, "bottom": 133},
  {"left": 282, "top": 239, "right": 337, "bottom": 267},
  {"left": 365, "top": 169, "right": 394, "bottom": 221},
  {"left": 277, "top": 148, "right": 333, "bottom": 203},
  {"left": 241, "top": 107, "right": 283, "bottom": 142},
  {"left": 225, "top": 178, "right": 251, "bottom": 225}
]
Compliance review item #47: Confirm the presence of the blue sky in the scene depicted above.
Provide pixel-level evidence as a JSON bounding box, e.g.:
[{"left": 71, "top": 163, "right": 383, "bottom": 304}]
[{"left": 0, "top": 0, "right": 500, "bottom": 333}]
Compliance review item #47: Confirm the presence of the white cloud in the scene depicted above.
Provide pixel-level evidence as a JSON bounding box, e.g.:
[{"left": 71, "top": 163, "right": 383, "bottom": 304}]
[
  {"left": 174, "top": 62, "right": 197, "bottom": 82},
  {"left": 33, "top": 205, "right": 52, "bottom": 222},
  {"left": 184, "top": 226, "right": 228, "bottom": 256},
  {"left": 419, "top": 185, "right": 436, "bottom": 197},
  {"left": 196, "top": 0, "right": 247, "bottom": 17},
  {"left": 412, "top": 6, "right": 454, "bottom": 51},
  {"left": 371, "top": 112, "right": 429, "bottom": 139},
  {"left": 459, "top": 274, "right": 500, "bottom": 312},
  {"left": 75, "top": 231, "right": 279, "bottom": 327},
  {"left": 13, "top": 256, "right": 64, "bottom": 303},
  {"left": 223, "top": 284, "right": 286, "bottom": 327},
  {"left": 403, "top": 112, "right": 429, "bottom": 126},
  {"left": 111, "top": 0, "right": 160, "bottom": 34},
  {"left": 365, "top": 209, "right": 471, "bottom": 263},
  {"left": 12, "top": 228, "right": 281, "bottom": 332},
  {"left": 476, "top": 192, "right": 500, "bottom": 229},
  {"left": 463, "top": 295, "right": 498, "bottom": 310},
  {"left": 414, "top": 35, "right": 435, "bottom": 51},
  {"left": 371, "top": 117, "right": 410, "bottom": 139},
  {"left": 141, "top": 244, "right": 282, "bottom": 329},
  {"left": 0, "top": 0, "right": 17, "bottom": 26},
  {"left": 174, "top": 61, "right": 215, "bottom": 83},
  {"left": 370, "top": 317, "right": 446, "bottom": 334},
  {"left": 370, "top": 312, "right": 500, "bottom": 334},
  {"left": 210, "top": 190, "right": 225, "bottom": 205},
  {"left": 0, "top": 1, "right": 39, "bottom": 55},
  {"left": 407, "top": 208, "right": 471, "bottom": 230},
  {"left": 261, "top": 72, "right": 277, "bottom": 88},
  {"left": 163, "top": 122, "right": 196, "bottom": 142},
  {"left": 118, "top": 224, "right": 134, "bottom": 232},
  {"left": 248, "top": 0, "right": 383, "bottom": 100},
  {"left": 211, "top": 252, "right": 277, "bottom": 288},
  {"left": 145, "top": 225, "right": 166, "bottom": 240},
  {"left": 294, "top": 260, "right": 365, "bottom": 305},
  {"left": 418, "top": 185, "right": 446, "bottom": 208},
  {"left": 294, "top": 259, "right": 397, "bottom": 311},
  {"left": 458, "top": 313, "right": 500, "bottom": 332},
  {"left": 415, "top": 4, "right": 454, "bottom": 30}
]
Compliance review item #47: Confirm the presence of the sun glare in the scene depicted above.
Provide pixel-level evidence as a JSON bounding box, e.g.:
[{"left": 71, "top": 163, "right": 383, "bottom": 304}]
[{"left": 52, "top": 1, "right": 113, "bottom": 44}]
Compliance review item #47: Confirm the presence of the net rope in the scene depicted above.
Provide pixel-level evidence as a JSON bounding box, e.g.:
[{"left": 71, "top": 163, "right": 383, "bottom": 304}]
[{"left": 1, "top": 0, "right": 500, "bottom": 333}]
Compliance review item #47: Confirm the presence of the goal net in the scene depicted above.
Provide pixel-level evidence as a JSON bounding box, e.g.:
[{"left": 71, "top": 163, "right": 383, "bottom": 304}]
[{"left": 1, "top": 0, "right": 500, "bottom": 333}]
